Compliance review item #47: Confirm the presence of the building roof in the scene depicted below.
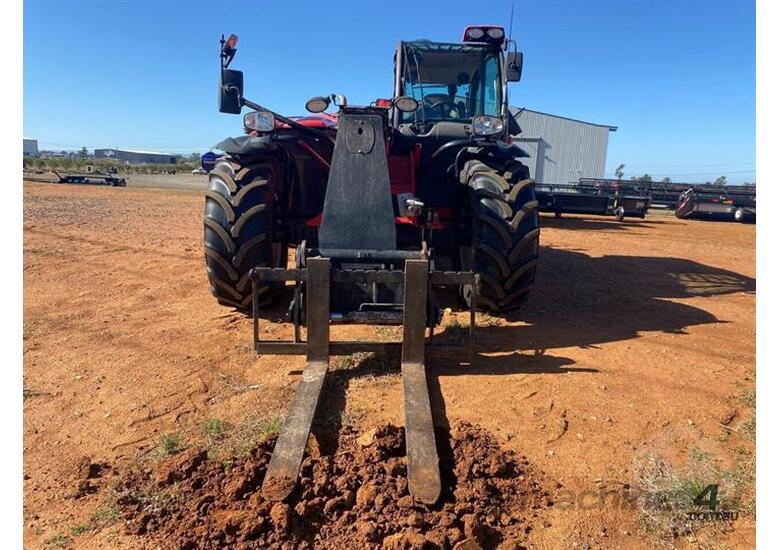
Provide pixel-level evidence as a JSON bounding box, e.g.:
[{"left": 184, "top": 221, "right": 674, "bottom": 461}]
[
  {"left": 98, "top": 148, "right": 179, "bottom": 156},
  {"left": 510, "top": 107, "right": 618, "bottom": 131}
]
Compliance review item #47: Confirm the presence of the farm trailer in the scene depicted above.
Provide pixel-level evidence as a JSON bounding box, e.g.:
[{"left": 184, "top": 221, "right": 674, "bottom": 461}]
[
  {"left": 52, "top": 169, "right": 127, "bottom": 187},
  {"left": 535, "top": 181, "right": 650, "bottom": 221},
  {"left": 675, "top": 185, "right": 756, "bottom": 223}
]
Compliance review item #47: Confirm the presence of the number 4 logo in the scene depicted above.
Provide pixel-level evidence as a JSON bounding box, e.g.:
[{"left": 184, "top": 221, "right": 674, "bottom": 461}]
[{"left": 693, "top": 484, "right": 719, "bottom": 510}]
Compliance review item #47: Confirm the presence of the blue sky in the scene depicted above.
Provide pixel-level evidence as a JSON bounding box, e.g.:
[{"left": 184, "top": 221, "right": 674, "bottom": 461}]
[{"left": 24, "top": 0, "right": 755, "bottom": 183}]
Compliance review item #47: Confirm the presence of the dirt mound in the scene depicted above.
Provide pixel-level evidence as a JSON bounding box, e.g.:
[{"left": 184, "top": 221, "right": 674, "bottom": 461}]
[{"left": 115, "top": 422, "right": 550, "bottom": 549}]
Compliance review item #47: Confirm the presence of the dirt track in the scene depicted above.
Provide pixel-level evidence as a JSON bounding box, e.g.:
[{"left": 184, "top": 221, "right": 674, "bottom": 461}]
[{"left": 23, "top": 181, "right": 756, "bottom": 548}]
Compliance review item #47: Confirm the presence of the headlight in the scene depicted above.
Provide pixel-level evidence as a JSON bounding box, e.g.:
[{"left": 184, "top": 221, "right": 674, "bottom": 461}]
[
  {"left": 472, "top": 115, "right": 504, "bottom": 136},
  {"left": 244, "top": 110, "right": 275, "bottom": 133}
]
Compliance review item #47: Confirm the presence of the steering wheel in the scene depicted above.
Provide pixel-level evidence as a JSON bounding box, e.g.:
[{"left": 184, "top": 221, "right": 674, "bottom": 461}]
[{"left": 424, "top": 95, "right": 458, "bottom": 118}]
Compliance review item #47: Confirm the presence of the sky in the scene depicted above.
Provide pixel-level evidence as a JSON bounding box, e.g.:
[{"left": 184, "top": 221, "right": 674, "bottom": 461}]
[{"left": 23, "top": 0, "right": 755, "bottom": 183}]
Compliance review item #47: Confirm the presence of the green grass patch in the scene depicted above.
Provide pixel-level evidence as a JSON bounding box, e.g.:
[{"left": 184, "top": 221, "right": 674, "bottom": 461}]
[
  {"left": 45, "top": 533, "right": 69, "bottom": 548},
  {"left": 154, "top": 433, "right": 182, "bottom": 457},
  {"left": 202, "top": 418, "right": 228, "bottom": 440},
  {"left": 69, "top": 524, "right": 89, "bottom": 536},
  {"left": 90, "top": 498, "right": 120, "bottom": 527}
]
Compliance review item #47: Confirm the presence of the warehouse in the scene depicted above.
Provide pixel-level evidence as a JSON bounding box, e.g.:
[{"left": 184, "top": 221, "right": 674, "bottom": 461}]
[
  {"left": 511, "top": 108, "right": 617, "bottom": 184},
  {"left": 94, "top": 148, "right": 179, "bottom": 165},
  {"left": 23, "top": 138, "right": 39, "bottom": 156}
]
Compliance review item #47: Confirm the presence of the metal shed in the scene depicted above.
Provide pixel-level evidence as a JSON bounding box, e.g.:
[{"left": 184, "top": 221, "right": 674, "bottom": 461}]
[
  {"left": 23, "top": 138, "right": 39, "bottom": 156},
  {"left": 510, "top": 108, "right": 617, "bottom": 184},
  {"left": 93, "top": 148, "right": 180, "bottom": 165}
]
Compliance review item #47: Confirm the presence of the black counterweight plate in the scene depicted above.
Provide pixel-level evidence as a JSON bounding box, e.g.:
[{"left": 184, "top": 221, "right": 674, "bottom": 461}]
[{"left": 318, "top": 113, "right": 396, "bottom": 251}]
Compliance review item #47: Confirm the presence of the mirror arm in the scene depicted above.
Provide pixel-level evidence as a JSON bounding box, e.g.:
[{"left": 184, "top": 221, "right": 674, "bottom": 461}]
[{"left": 242, "top": 98, "right": 333, "bottom": 142}]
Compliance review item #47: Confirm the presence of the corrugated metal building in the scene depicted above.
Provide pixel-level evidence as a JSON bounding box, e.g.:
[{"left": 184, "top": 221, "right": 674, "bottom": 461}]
[
  {"left": 23, "top": 138, "right": 39, "bottom": 156},
  {"left": 94, "top": 148, "right": 179, "bottom": 164},
  {"left": 511, "top": 108, "right": 617, "bottom": 184}
]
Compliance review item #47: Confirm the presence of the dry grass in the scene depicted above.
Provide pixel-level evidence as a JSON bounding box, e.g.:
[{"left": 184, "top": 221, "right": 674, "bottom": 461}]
[
  {"left": 209, "top": 415, "right": 282, "bottom": 458},
  {"left": 633, "top": 451, "right": 754, "bottom": 547}
]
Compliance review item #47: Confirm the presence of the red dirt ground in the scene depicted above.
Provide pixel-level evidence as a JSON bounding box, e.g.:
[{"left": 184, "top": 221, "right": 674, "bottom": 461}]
[{"left": 23, "top": 181, "right": 755, "bottom": 548}]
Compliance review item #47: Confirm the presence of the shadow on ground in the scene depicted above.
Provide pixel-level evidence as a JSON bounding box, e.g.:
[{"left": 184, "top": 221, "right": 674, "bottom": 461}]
[
  {"left": 450, "top": 245, "right": 757, "bottom": 355},
  {"left": 303, "top": 245, "right": 754, "bottom": 452},
  {"left": 539, "top": 214, "right": 673, "bottom": 232}
]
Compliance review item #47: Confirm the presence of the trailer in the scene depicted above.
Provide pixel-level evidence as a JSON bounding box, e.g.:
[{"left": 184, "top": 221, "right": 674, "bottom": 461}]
[
  {"left": 535, "top": 181, "right": 650, "bottom": 221},
  {"left": 579, "top": 178, "right": 693, "bottom": 209},
  {"left": 52, "top": 169, "right": 127, "bottom": 187},
  {"left": 675, "top": 185, "right": 756, "bottom": 223}
]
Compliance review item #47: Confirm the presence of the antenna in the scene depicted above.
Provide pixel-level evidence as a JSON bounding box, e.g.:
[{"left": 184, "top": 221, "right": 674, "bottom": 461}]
[{"left": 508, "top": 0, "right": 516, "bottom": 43}]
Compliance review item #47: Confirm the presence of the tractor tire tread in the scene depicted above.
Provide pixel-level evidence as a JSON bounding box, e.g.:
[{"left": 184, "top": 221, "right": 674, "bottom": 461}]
[
  {"left": 204, "top": 158, "right": 281, "bottom": 312},
  {"left": 463, "top": 160, "right": 540, "bottom": 312}
]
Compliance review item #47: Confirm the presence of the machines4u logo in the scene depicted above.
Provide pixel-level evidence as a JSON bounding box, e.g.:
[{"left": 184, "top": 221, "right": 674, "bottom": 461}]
[{"left": 686, "top": 484, "right": 740, "bottom": 522}]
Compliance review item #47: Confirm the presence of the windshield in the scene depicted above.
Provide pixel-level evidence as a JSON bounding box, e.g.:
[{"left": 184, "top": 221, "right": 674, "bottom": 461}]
[{"left": 401, "top": 42, "right": 502, "bottom": 123}]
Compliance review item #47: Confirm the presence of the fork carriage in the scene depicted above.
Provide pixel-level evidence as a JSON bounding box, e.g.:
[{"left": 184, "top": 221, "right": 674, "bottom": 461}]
[{"left": 250, "top": 244, "right": 476, "bottom": 504}]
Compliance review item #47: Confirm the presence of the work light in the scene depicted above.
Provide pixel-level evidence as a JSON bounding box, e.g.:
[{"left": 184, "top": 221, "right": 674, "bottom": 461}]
[
  {"left": 463, "top": 25, "right": 505, "bottom": 43},
  {"left": 394, "top": 96, "right": 419, "bottom": 113},
  {"left": 305, "top": 96, "right": 330, "bottom": 113},
  {"left": 472, "top": 115, "right": 504, "bottom": 137},
  {"left": 244, "top": 110, "right": 275, "bottom": 133},
  {"left": 486, "top": 27, "right": 504, "bottom": 40},
  {"left": 465, "top": 27, "right": 485, "bottom": 40}
]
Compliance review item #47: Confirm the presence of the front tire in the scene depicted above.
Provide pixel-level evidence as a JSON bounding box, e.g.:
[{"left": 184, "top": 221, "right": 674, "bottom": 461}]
[
  {"left": 460, "top": 159, "right": 540, "bottom": 313},
  {"left": 203, "top": 158, "right": 283, "bottom": 311}
]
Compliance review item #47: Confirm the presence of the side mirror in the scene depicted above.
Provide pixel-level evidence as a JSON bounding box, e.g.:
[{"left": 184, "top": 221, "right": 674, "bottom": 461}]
[
  {"left": 219, "top": 69, "right": 244, "bottom": 114},
  {"left": 506, "top": 52, "right": 523, "bottom": 82}
]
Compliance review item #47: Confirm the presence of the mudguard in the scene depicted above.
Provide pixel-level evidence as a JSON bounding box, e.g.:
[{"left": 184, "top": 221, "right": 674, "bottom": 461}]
[
  {"left": 472, "top": 141, "right": 530, "bottom": 160},
  {"left": 214, "top": 134, "right": 277, "bottom": 155}
]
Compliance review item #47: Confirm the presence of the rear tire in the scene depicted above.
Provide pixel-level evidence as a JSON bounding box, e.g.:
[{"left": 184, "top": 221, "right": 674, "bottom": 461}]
[
  {"left": 460, "top": 159, "right": 540, "bottom": 313},
  {"left": 203, "top": 157, "right": 283, "bottom": 312}
]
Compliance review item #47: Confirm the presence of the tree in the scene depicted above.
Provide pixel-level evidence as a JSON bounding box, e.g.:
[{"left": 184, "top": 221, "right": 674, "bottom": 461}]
[
  {"left": 614, "top": 163, "right": 625, "bottom": 180},
  {"left": 634, "top": 174, "right": 652, "bottom": 183},
  {"left": 713, "top": 176, "right": 727, "bottom": 186},
  {"left": 661, "top": 177, "right": 671, "bottom": 184},
  {"left": 79, "top": 147, "right": 88, "bottom": 159}
]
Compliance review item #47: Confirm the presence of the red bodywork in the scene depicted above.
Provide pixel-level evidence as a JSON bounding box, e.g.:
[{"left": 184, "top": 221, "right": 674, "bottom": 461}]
[
  {"left": 276, "top": 113, "right": 339, "bottom": 129},
  {"left": 270, "top": 112, "right": 451, "bottom": 230}
]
